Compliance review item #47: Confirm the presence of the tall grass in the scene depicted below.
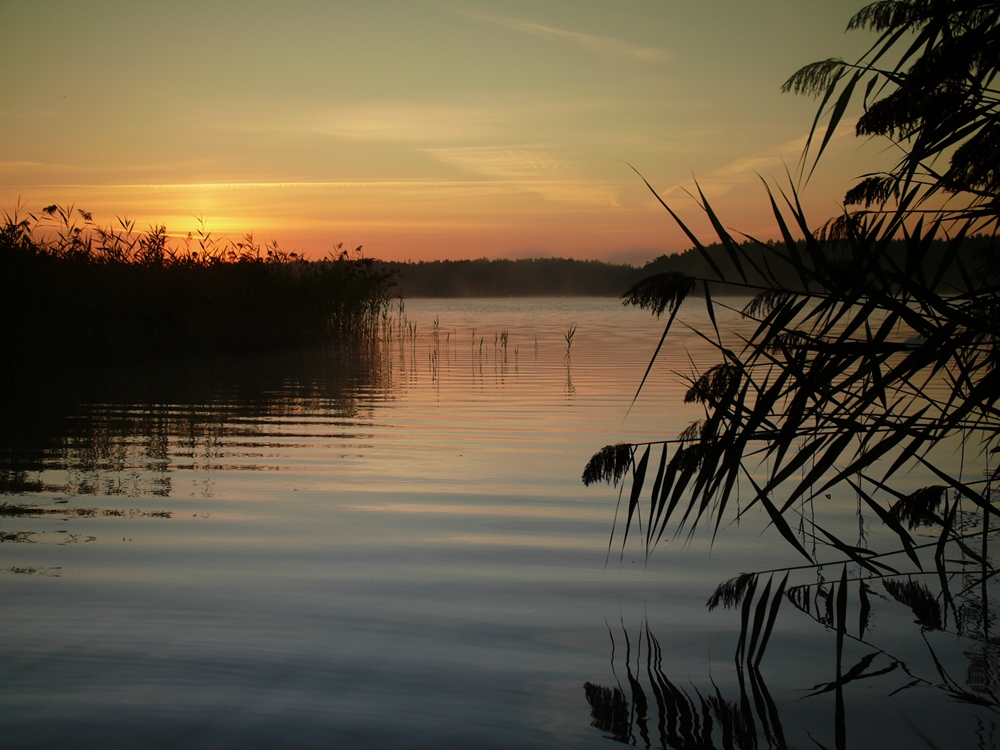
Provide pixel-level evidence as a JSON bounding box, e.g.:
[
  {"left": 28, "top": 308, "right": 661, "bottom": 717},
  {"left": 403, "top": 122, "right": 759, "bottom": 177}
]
[
  {"left": 0, "top": 204, "right": 396, "bottom": 371},
  {"left": 584, "top": 0, "right": 1000, "bottom": 710}
]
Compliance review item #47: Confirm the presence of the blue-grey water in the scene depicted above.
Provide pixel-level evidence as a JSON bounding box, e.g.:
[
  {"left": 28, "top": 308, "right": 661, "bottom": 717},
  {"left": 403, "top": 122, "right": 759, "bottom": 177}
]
[{"left": 1, "top": 298, "right": 996, "bottom": 749}]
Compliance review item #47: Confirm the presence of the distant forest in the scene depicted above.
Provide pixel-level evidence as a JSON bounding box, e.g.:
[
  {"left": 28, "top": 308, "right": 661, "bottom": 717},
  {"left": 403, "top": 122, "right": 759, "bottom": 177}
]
[
  {"left": 376, "top": 257, "right": 638, "bottom": 297},
  {"left": 379, "top": 235, "right": 995, "bottom": 297}
]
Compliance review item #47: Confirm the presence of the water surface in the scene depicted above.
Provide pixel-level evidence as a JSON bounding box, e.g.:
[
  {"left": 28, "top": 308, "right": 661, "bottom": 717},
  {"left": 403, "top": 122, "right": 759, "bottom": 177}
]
[{"left": 1, "top": 298, "right": 996, "bottom": 748}]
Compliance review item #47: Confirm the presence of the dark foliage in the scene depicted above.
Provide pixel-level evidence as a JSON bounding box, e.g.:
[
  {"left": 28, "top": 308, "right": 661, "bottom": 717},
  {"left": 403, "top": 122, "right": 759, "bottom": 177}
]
[
  {"left": 706, "top": 572, "right": 757, "bottom": 611},
  {"left": 582, "top": 443, "right": 633, "bottom": 487},
  {"left": 621, "top": 271, "right": 696, "bottom": 317},
  {"left": 635, "top": 235, "right": 996, "bottom": 294},
  {"left": 883, "top": 578, "right": 943, "bottom": 629},
  {"left": 587, "top": 1, "right": 1000, "bottom": 689},
  {"left": 784, "top": 0, "right": 1000, "bottom": 221},
  {"left": 888, "top": 485, "right": 948, "bottom": 529},
  {"left": 378, "top": 257, "right": 639, "bottom": 297},
  {"left": 0, "top": 205, "right": 395, "bottom": 370}
]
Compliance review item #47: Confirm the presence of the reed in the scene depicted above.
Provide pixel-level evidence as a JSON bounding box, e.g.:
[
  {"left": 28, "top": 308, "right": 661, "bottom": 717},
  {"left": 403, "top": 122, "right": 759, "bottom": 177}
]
[
  {"left": 564, "top": 323, "right": 577, "bottom": 360},
  {"left": 585, "top": 0, "right": 1000, "bottom": 699},
  {"left": 0, "top": 204, "right": 396, "bottom": 372}
]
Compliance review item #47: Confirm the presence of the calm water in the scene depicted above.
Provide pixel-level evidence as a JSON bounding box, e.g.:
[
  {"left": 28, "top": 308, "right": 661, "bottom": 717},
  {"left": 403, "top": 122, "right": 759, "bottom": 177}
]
[{"left": 1, "top": 298, "right": 996, "bottom": 749}]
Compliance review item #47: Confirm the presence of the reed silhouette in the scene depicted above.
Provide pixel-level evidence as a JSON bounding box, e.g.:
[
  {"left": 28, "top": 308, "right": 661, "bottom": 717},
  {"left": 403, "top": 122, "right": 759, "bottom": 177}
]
[
  {"left": 0, "top": 204, "right": 396, "bottom": 372},
  {"left": 584, "top": 1, "right": 1000, "bottom": 724}
]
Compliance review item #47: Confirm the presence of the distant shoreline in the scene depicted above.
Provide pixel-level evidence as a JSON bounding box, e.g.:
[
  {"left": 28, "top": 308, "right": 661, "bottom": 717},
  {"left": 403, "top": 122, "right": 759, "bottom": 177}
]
[
  {"left": 376, "top": 257, "right": 639, "bottom": 298},
  {"left": 381, "top": 235, "right": 994, "bottom": 298}
]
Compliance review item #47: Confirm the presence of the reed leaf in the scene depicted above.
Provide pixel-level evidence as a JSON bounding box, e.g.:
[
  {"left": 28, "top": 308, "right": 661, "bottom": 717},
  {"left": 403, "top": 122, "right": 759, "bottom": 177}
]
[
  {"left": 859, "top": 581, "right": 872, "bottom": 640},
  {"left": 621, "top": 445, "right": 651, "bottom": 556},
  {"left": 745, "top": 575, "right": 774, "bottom": 664},
  {"left": 736, "top": 575, "right": 760, "bottom": 662},
  {"left": 753, "top": 573, "right": 789, "bottom": 668},
  {"left": 645, "top": 443, "right": 669, "bottom": 552}
]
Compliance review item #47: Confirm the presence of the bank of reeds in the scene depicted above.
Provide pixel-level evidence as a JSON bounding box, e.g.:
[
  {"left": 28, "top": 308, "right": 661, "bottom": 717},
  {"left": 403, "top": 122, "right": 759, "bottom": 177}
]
[{"left": 0, "top": 205, "right": 395, "bottom": 370}]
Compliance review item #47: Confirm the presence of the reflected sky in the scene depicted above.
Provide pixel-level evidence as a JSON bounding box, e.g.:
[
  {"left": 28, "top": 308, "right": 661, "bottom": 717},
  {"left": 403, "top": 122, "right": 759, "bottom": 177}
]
[{"left": 1, "top": 298, "right": 997, "bottom": 748}]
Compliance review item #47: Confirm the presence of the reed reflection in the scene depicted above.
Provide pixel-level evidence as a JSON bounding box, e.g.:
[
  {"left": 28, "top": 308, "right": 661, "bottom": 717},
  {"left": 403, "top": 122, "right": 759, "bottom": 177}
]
[
  {"left": 0, "top": 343, "right": 394, "bottom": 499},
  {"left": 585, "top": 619, "right": 786, "bottom": 749},
  {"left": 719, "top": 492, "right": 1000, "bottom": 749},
  {"left": 592, "top": 540, "right": 1000, "bottom": 750},
  {"left": 0, "top": 501, "right": 171, "bottom": 550}
]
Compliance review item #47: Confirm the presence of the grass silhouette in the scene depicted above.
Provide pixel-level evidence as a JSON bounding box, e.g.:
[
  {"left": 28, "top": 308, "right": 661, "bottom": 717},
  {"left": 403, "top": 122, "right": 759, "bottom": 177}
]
[
  {"left": 585, "top": 1, "right": 1000, "bottom": 703},
  {"left": 0, "top": 204, "right": 395, "bottom": 372}
]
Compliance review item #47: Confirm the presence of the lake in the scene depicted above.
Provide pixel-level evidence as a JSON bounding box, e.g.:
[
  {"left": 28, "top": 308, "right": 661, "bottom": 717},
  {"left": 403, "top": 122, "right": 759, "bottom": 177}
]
[{"left": 1, "top": 297, "right": 996, "bottom": 749}]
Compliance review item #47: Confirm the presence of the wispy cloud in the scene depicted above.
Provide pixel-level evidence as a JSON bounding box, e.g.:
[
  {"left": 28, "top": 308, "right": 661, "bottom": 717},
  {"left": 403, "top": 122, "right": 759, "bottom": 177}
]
[
  {"left": 661, "top": 119, "right": 858, "bottom": 199},
  {"left": 425, "top": 145, "right": 618, "bottom": 205},
  {"left": 305, "top": 101, "right": 584, "bottom": 143},
  {"left": 425, "top": 146, "right": 567, "bottom": 180},
  {"left": 457, "top": 9, "right": 670, "bottom": 64},
  {"left": 309, "top": 104, "right": 500, "bottom": 143},
  {"left": 196, "top": 97, "right": 632, "bottom": 153},
  {"left": 0, "top": 161, "right": 49, "bottom": 174}
]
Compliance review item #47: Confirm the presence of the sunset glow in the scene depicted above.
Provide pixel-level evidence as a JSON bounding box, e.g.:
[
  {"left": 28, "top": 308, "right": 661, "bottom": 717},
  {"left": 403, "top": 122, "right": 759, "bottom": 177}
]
[{"left": 1, "top": 1, "right": 876, "bottom": 262}]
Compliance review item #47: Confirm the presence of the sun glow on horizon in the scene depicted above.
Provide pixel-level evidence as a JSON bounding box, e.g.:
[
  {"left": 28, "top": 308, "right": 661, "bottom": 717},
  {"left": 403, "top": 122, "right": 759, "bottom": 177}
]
[{"left": 1, "top": 1, "right": 880, "bottom": 263}]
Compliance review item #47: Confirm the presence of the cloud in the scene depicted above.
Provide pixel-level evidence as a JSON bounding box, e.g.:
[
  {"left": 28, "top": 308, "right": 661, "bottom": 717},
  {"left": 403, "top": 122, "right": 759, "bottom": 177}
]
[
  {"left": 3, "top": 177, "right": 618, "bottom": 208},
  {"left": 425, "top": 146, "right": 567, "bottom": 180},
  {"left": 425, "top": 145, "right": 617, "bottom": 205},
  {"left": 661, "top": 119, "right": 859, "bottom": 199},
  {"left": 309, "top": 104, "right": 499, "bottom": 143},
  {"left": 304, "top": 100, "right": 606, "bottom": 144},
  {"left": 457, "top": 9, "right": 670, "bottom": 64}
]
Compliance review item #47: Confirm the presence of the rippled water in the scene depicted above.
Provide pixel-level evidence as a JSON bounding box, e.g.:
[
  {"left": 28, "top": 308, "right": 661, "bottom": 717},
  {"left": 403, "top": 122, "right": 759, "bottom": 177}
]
[{"left": 1, "top": 298, "right": 996, "bottom": 749}]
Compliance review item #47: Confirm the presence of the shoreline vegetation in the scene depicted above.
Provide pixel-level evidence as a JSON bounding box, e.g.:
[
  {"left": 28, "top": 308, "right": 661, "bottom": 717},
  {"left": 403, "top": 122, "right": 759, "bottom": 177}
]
[
  {"left": 3, "top": 201, "right": 993, "bottom": 377},
  {"left": 381, "top": 236, "right": 995, "bottom": 297},
  {"left": 379, "top": 257, "right": 637, "bottom": 297},
  {"left": 1, "top": 205, "right": 395, "bottom": 371}
]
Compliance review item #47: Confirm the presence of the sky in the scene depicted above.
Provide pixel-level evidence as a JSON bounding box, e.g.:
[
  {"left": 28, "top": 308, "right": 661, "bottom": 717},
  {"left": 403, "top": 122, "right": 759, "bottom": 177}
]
[{"left": 0, "top": 1, "right": 884, "bottom": 263}]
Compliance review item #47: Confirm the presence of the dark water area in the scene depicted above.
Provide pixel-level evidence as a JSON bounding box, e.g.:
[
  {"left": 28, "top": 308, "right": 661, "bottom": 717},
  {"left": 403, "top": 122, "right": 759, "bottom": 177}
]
[{"left": 1, "top": 299, "right": 996, "bottom": 749}]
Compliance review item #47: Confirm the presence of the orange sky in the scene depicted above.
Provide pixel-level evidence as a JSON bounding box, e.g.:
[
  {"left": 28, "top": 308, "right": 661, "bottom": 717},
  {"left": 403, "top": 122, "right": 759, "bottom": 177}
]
[{"left": 1, "top": 1, "right": 882, "bottom": 264}]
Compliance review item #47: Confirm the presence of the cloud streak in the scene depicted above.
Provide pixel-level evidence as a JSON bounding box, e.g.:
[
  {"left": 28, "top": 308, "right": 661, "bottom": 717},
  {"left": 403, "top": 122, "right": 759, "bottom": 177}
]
[
  {"left": 457, "top": 10, "right": 670, "bottom": 64},
  {"left": 425, "top": 146, "right": 618, "bottom": 204},
  {"left": 425, "top": 146, "right": 567, "bottom": 180},
  {"left": 661, "top": 119, "right": 859, "bottom": 199},
  {"left": 310, "top": 104, "right": 499, "bottom": 143}
]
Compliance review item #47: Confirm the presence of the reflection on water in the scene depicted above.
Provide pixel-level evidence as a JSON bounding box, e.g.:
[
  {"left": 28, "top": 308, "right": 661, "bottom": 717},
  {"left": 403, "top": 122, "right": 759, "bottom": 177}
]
[
  {"left": 586, "top": 621, "right": 785, "bottom": 750},
  {"left": 0, "top": 501, "right": 172, "bottom": 548},
  {"left": 1, "top": 343, "right": 390, "bottom": 499},
  {"left": 0, "top": 298, "right": 998, "bottom": 748},
  {"left": 588, "top": 609, "right": 1000, "bottom": 750}
]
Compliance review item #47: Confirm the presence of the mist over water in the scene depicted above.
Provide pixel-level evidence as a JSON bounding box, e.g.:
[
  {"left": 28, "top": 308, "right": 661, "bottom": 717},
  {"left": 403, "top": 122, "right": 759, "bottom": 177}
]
[{"left": 1, "top": 298, "right": 995, "bottom": 749}]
